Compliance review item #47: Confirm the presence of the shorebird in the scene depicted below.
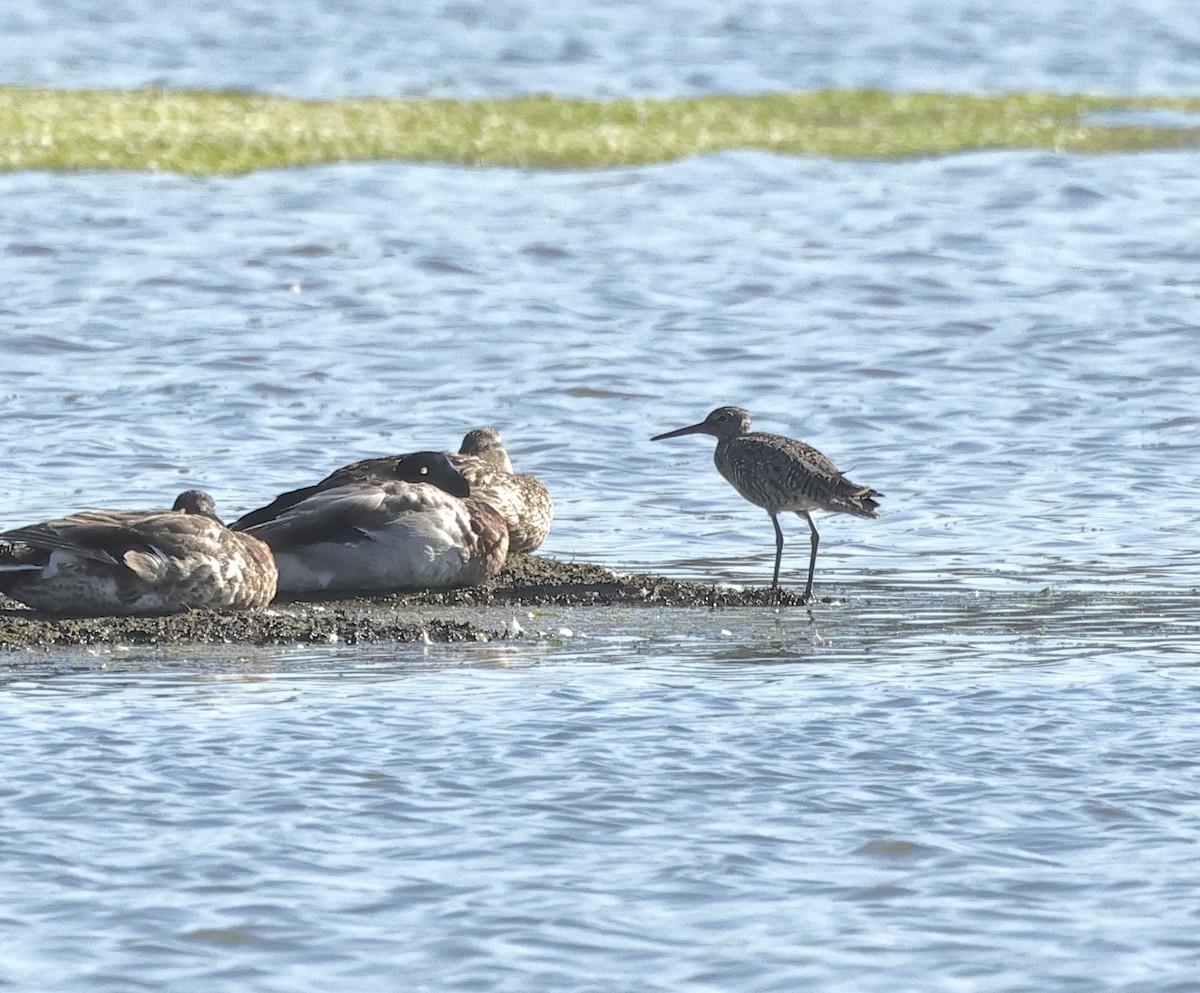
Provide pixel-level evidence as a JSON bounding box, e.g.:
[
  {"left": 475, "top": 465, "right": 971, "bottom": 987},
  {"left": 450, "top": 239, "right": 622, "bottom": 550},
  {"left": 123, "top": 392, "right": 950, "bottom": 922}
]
[
  {"left": 235, "top": 451, "right": 509, "bottom": 595},
  {"left": 0, "top": 490, "right": 278, "bottom": 615},
  {"left": 232, "top": 427, "right": 552, "bottom": 554},
  {"left": 651, "top": 406, "right": 881, "bottom": 602}
]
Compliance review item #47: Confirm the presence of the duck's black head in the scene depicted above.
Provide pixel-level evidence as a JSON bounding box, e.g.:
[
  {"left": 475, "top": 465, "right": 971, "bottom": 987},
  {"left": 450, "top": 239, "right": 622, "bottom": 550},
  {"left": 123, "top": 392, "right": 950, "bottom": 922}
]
[{"left": 391, "top": 451, "right": 471, "bottom": 498}]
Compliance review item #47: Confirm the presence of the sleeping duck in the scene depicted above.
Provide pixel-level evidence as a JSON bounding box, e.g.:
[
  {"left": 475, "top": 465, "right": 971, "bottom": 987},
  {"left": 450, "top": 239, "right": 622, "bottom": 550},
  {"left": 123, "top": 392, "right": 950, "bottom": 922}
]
[
  {"left": 452, "top": 427, "right": 553, "bottom": 554},
  {"left": 234, "top": 451, "right": 508, "bottom": 595},
  {"left": 233, "top": 427, "right": 552, "bottom": 554},
  {"left": 0, "top": 489, "right": 278, "bottom": 616}
]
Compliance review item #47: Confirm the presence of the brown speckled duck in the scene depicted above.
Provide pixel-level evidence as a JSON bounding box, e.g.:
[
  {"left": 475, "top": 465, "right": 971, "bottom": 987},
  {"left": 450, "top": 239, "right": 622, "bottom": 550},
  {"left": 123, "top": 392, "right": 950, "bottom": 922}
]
[
  {"left": 233, "top": 451, "right": 508, "bottom": 595},
  {"left": 451, "top": 427, "right": 553, "bottom": 554},
  {"left": 0, "top": 490, "right": 278, "bottom": 616}
]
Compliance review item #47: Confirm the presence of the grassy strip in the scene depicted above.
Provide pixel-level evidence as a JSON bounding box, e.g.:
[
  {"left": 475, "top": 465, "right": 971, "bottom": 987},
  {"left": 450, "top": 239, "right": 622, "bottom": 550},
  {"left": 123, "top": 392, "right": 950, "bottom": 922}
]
[{"left": 1, "top": 87, "right": 1199, "bottom": 174}]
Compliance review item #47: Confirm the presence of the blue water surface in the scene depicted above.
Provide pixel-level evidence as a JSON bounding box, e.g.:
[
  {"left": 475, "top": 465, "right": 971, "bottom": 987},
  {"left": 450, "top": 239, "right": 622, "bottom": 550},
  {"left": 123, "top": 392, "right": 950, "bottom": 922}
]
[{"left": 3, "top": 2, "right": 1200, "bottom": 991}]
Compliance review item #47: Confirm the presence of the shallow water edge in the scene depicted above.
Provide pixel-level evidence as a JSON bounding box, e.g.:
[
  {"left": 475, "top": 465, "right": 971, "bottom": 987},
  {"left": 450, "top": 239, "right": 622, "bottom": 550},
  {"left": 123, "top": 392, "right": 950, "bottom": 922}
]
[
  {"left": 2, "top": 554, "right": 1195, "bottom": 672},
  {"left": 0, "top": 554, "right": 809, "bottom": 649}
]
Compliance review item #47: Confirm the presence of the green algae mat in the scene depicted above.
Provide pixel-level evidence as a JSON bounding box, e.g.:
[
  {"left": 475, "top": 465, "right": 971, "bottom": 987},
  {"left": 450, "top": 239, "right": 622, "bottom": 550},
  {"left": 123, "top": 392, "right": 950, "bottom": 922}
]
[{"left": 2, "top": 87, "right": 1199, "bottom": 174}]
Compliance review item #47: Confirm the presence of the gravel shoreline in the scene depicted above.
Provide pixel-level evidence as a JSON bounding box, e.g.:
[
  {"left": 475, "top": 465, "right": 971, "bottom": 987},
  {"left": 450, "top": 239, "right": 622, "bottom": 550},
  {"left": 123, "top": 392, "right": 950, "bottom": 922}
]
[{"left": 0, "top": 555, "right": 809, "bottom": 649}]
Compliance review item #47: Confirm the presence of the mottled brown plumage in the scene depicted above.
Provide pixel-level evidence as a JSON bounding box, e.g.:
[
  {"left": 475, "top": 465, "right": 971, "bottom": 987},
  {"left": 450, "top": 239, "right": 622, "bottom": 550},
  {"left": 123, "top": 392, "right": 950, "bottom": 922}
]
[
  {"left": 452, "top": 427, "right": 553, "bottom": 554},
  {"left": 651, "top": 406, "right": 881, "bottom": 602},
  {"left": 0, "top": 491, "right": 277, "bottom": 616},
  {"left": 457, "top": 426, "right": 515, "bottom": 473}
]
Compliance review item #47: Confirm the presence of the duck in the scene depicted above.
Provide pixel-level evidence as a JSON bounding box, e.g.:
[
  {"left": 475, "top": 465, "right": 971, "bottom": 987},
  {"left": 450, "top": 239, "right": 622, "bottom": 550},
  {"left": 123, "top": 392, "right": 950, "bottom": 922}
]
[
  {"left": 0, "top": 490, "right": 278, "bottom": 616},
  {"left": 452, "top": 427, "right": 553, "bottom": 554},
  {"left": 231, "top": 427, "right": 553, "bottom": 554},
  {"left": 234, "top": 451, "right": 508, "bottom": 595}
]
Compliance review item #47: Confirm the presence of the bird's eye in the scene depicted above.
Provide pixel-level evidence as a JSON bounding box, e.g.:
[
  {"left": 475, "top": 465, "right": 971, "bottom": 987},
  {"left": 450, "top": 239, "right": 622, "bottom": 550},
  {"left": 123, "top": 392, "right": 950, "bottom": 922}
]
[{"left": 420, "top": 466, "right": 429, "bottom": 475}]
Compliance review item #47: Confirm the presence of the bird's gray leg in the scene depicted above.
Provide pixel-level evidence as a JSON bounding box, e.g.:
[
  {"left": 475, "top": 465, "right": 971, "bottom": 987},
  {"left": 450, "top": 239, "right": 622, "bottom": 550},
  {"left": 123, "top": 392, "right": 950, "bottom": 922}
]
[
  {"left": 770, "top": 512, "right": 784, "bottom": 591},
  {"left": 800, "top": 511, "right": 819, "bottom": 603}
]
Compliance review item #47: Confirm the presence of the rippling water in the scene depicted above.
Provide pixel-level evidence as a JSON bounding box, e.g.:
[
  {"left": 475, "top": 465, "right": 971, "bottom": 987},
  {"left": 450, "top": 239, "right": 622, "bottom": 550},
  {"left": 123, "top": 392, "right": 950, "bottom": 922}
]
[
  {"left": 6, "top": 608, "right": 1200, "bottom": 992},
  {"left": 4, "top": 0, "right": 1200, "bottom": 96},
  {"left": 5, "top": 146, "right": 1199, "bottom": 991},
  {"left": 3, "top": 152, "right": 1197, "bottom": 592},
  {"left": 4, "top": 2, "right": 1200, "bottom": 990}
]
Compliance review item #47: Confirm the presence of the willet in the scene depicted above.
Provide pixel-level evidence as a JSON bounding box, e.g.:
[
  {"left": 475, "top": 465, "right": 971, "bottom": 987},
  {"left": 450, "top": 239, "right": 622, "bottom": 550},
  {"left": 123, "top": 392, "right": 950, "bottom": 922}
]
[{"left": 651, "top": 406, "right": 881, "bottom": 602}]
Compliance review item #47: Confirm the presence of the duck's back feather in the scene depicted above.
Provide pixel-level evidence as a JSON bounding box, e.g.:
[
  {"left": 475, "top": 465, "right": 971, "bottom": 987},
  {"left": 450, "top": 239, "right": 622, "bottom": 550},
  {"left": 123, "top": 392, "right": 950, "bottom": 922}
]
[
  {"left": 243, "top": 480, "right": 508, "bottom": 594},
  {"left": 0, "top": 502, "right": 277, "bottom": 616}
]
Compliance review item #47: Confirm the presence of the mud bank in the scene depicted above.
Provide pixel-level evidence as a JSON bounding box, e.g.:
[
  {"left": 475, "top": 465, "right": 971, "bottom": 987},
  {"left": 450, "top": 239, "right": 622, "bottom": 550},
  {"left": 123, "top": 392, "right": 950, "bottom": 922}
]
[{"left": 0, "top": 555, "right": 809, "bottom": 649}]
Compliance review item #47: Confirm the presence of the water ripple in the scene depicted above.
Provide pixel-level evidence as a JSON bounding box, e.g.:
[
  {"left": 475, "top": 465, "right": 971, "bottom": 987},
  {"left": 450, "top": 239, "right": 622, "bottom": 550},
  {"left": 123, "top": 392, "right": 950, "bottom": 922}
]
[
  {"left": 3, "top": 0, "right": 1200, "bottom": 98},
  {"left": 5, "top": 623, "right": 1200, "bottom": 990},
  {"left": 2, "top": 52, "right": 1200, "bottom": 990}
]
